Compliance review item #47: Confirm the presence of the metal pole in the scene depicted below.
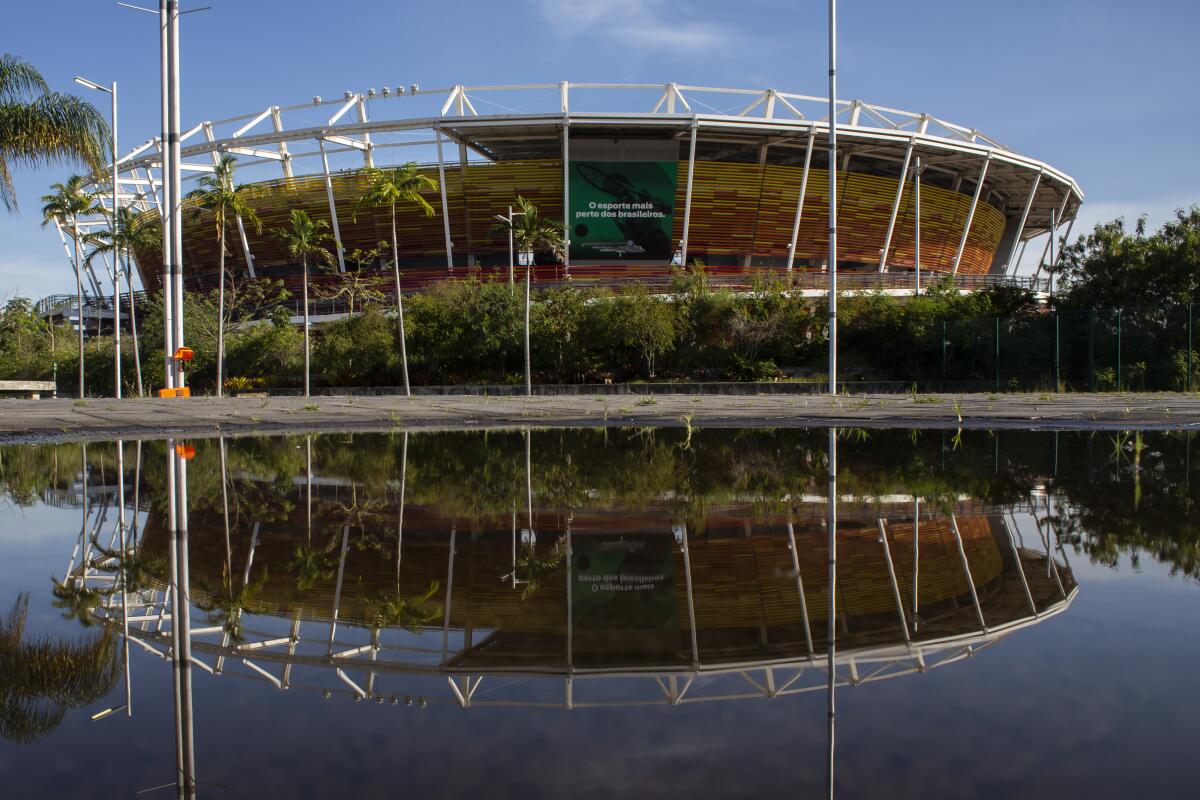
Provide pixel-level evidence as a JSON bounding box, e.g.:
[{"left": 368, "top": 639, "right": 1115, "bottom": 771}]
[
  {"left": 1117, "top": 308, "right": 1122, "bottom": 391},
  {"left": 159, "top": 0, "right": 174, "bottom": 389},
  {"left": 825, "top": 425, "right": 838, "bottom": 800},
  {"left": 168, "top": 0, "right": 185, "bottom": 391},
  {"left": 1047, "top": 208, "right": 1057, "bottom": 298},
  {"left": 1188, "top": 303, "right": 1194, "bottom": 393},
  {"left": 117, "top": 441, "right": 131, "bottom": 714},
  {"left": 913, "top": 157, "right": 921, "bottom": 296},
  {"left": 110, "top": 83, "right": 122, "bottom": 399},
  {"left": 524, "top": 251, "right": 532, "bottom": 397},
  {"left": 1053, "top": 312, "right": 1060, "bottom": 391},
  {"left": 785, "top": 132, "right": 816, "bottom": 273},
  {"left": 562, "top": 113, "right": 571, "bottom": 276},
  {"left": 827, "top": 0, "right": 839, "bottom": 398},
  {"left": 994, "top": 317, "right": 1000, "bottom": 392},
  {"left": 507, "top": 205, "right": 514, "bottom": 287},
  {"left": 1088, "top": 308, "right": 1095, "bottom": 392}
]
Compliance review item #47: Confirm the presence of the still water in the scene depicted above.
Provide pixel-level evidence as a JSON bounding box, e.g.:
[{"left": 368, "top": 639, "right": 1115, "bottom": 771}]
[{"left": 0, "top": 427, "right": 1196, "bottom": 799}]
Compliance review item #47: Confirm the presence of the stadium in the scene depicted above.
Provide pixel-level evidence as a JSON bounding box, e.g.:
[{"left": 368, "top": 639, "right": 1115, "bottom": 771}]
[{"left": 85, "top": 82, "right": 1083, "bottom": 297}]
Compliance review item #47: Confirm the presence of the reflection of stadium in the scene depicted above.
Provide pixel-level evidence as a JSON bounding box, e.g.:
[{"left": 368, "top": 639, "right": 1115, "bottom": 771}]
[
  {"left": 83, "top": 84, "right": 1080, "bottom": 295},
  {"left": 74, "top": 492, "right": 1075, "bottom": 710}
]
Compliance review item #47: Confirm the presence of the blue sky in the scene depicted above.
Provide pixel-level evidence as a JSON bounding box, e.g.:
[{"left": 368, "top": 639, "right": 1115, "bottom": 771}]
[{"left": 3, "top": 0, "right": 1198, "bottom": 298}]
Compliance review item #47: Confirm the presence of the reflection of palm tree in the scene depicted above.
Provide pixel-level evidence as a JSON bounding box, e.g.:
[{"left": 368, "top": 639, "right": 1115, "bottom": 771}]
[
  {"left": 1, "top": 592, "right": 121, "bottom": 744},
  {"left": 50, "top": 578, "right": 112, "bottom": 627},
  {"left": 363, "top": 581, "right": 442, "bottom": 632},
  {"left": 195, "top": 563, "right": 268, "bottom": 644},
  {"left": 514, "top": 543, "right": 565, "bottom": 600},
  {"left": 290, "top": 543, "right": 337, "bottom": 591}
]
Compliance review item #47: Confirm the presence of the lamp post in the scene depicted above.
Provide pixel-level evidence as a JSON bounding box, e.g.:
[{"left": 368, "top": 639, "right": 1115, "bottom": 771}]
[
  {"left": 494, "top": 208, "right": 531, "bottom": 395},
  {"left": 73, "top": 76, "right": 121, "bottom": 398}
]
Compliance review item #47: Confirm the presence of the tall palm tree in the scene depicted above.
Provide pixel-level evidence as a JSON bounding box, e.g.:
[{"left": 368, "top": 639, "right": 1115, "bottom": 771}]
[
  {"left": 41, "top": 176, "right": 96, "bottom": 397},
  {"left": 275, "top": 209, "right": 333, "bottom": 396},
  {"left": 351, "top": 164, "right": 438, "bottom": 396},
  {"left": 0, "top": 54, "right": 107, "bottom": 212},
  {"left": 188, "top": 155, "right": 262, "bottom": 396},
  {"left": 492, "top": 196, "right": 565, "bottom": 396}
]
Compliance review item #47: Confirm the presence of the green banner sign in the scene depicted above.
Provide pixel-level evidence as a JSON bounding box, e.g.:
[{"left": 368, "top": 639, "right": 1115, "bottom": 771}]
[{"left": 568, "top": 160, "right": 677, "bottom": 260}]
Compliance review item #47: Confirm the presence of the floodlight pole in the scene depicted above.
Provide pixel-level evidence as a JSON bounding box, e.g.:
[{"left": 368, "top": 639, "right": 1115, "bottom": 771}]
[
  {"left": 827, "top": 0, "right": 839, "bottom": 396},
  {"left": 167, "top": 0, "right": 186, "bottom": 391},
  {"left": 109, "top": 83, "right": 121, "bottom": 398}
]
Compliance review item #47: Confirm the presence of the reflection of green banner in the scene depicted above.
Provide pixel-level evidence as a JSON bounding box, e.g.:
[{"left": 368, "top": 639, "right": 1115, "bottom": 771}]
[
  {"left": 572, "top": 534, "right": 678, "bottom": 633},
  {"left": 569, "top": 161, "right": 677, "bottom": 260}
]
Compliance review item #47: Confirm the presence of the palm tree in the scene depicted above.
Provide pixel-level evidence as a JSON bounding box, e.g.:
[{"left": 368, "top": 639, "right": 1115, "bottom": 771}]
[
  {"left": 188, "top": 155, "right": 261, "bottom": 396},
  {"left": 41, "top": 176, "right": 97, "bottom": 397},
  {"left": 0, "top": 54, "right": 107, "bottom": 212},
  {"left": 275, "top": 209, "right": 334, "bottom": 396},
  {"left": 492, "top": 196, "right": 565, "bottom": 396},
  {"left": 352, "top": 164, "right": 438, "bottom": 396}
]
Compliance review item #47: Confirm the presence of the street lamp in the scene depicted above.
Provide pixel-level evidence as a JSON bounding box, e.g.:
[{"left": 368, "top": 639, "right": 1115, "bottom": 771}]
[
  {"left": 827, "top": 0, "right": 839, "bottom": 397},
  {"left": 494, "top": 208, "right": 532, "bottom": 396},
  {"left": 74, "top": 76, "right": 121, "bottom": 399}
]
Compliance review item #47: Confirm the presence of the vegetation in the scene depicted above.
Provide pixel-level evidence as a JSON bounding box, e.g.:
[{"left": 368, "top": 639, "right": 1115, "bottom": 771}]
[
  {"left": 352, "top": 163, "right": 439, "bottom": 396},
  {"left": 0, "top": 592, "right": 122, "bottom": 744},
  {"left": 187, "top": 154, "right": 262, "bottom": 396},
  {"left": 40, "top": 175, "right": 96, "bottom": 396},
  {"left": 0, "top": 54, "right": 108, "bottom": 212},
  {"left": 274, "top": 208, "right": 334, "bottom": 396}
]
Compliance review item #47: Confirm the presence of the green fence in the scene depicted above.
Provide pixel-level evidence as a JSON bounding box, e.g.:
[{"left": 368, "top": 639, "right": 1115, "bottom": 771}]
[{"left": 920, "top": 305, "right": 1197, "bottom": 392}]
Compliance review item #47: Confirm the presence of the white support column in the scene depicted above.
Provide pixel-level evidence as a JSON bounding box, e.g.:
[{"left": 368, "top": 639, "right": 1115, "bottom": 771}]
[
  {"left": 1032, "top": 192, "right": 1071, "bottom": 281},
  {"left": 877, "top": 139, "right": 915, "bottom": 272},
  {"left": 356, "top": 94, "right": 374, "bottom": 168},
  {"left": 1004, "top": 170, "right": 1042, "bottom": 276},
  {"left": 785, "top": 521, "right": 815, "bottom": 658},
  {"left": 561, "top": 118, "right": 571, "bottom": 273},
  {"left": 785, "top": 132, "right": 816, "bottom": 273},
  {"left": 269, "top": 106, "right": 293, "bottom": 179},
  {"left": 317, "top": 139, "right": 346, "bottom": 273},
  {"left": 679, "top": 119, "right": 699, "bottom": 266},
  {"left": 435, "top": 126, "right": 453, "bottom": 272},
  {"left": 951, "top": 153, "right": 992, "bottom": 275},
  {"left": 948, "top": 514, "right": 988, "bottom": 632},
  {"left": 679, "top": 524, "right": 700, "bottom": 669},
  {"left": 204, "top": 122, "right": 257, "bottom": 277},
  {"left": 876, "top": 520, "right": 911, "bottom": 643}
]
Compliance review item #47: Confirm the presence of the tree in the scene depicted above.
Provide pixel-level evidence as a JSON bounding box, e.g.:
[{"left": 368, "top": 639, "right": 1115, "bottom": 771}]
[
  {"left": 352, "top": 164, "right": 438, "bottom": 396},
  {"left": 491, "top": 195, "right": 566, "bottom": 395},
  {"left": 275, "top": 209, "right": 334, "bottom": 396},
  {"left": 0, "top": 54, "right": 107, "bottom": 212},
  {"left": 40, "top": 176, "right": 96, "bottom": 397},
  {"left": 314, "top": 245, "right": 387, "bottom": 316},
  {"left": 188, "top": 155, "right": 262, "bottom": 396},
  {"left": 1054, "top": 207, "right": 1200, "bottom": 310},
  {"left": 84, "top": 206, "right": 159, "bottom": 396},
  {"left": 611, "top": 284, "right": 677, "bottom": 378}
]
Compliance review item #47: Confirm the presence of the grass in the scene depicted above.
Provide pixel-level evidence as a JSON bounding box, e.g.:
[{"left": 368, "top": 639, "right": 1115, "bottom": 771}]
[{"left": 302, "top": 402, "right": 321, "bottom": 412}]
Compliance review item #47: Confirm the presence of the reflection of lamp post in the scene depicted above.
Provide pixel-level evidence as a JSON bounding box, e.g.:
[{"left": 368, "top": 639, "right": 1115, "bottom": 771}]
[{"left": 73, "top": 76, "right": 121, "bottom": 399}]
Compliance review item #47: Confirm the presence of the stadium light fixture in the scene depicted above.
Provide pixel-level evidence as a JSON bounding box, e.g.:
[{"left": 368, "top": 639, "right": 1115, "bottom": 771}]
[{"left": 75, "top": 75, "right": 123, "bottom": 399}]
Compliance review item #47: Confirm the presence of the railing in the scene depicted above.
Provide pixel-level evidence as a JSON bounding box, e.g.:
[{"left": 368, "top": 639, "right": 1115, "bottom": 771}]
[{"left": 37, "top": 272, "right": 1049, "bottom": 325}]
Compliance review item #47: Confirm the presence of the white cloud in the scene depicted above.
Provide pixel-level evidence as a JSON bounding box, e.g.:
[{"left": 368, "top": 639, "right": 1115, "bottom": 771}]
[{"left": 535, "top": 0, "right": 726, "bottom": 50}]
